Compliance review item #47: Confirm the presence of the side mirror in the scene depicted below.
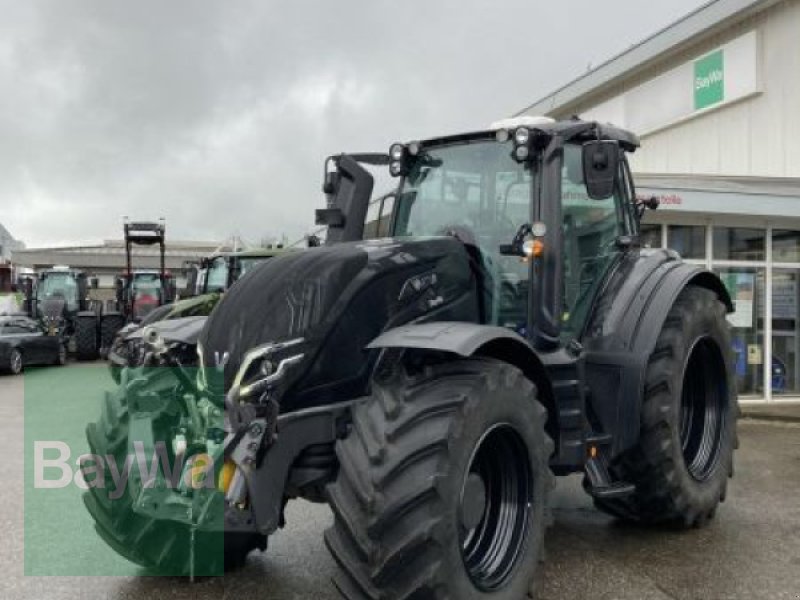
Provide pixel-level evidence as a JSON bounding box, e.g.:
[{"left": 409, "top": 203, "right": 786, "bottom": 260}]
[
  {"left": 582, "top": 141, "right": 620, "bottom": 200},
  {"left": 635, "top": 195, "right": 660, "bottom": 220}
]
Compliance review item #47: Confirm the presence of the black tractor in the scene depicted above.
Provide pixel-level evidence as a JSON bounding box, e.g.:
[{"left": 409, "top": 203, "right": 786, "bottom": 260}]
[
  {"left": 83, "top": 117, "right": 738, "bottom": 598},
  {"left": 24, "top": 267, "right": 101, "bottom": 360}
]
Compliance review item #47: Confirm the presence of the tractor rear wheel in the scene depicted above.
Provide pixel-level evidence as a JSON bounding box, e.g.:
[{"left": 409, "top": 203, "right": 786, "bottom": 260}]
[
  {"left": 325, "top": 357, "right": 553, "bottom": 600},
  {"left": 100, "top": 314, "right": 126, "bottom": 359},
  {"left": 74, "top": 316, "right": 99, "bottom": 361},
  {"left": 594, "top": 285, "right": 738, "bottom": 527}
]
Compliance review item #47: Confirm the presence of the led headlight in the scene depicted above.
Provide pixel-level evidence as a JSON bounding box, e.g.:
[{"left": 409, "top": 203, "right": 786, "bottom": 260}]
[
  {"left": 229, "top": 338, "right": 307, "bottom": 402},
  {"left": 390, "top": 161, "right": 404, "bottom": 177},
  {"left": 196, "top": 342, "right": 207, "bottom": 391},
  {"left": 407, "top": 141, "right": 421, "bottom": 156},
  {"left": 514, "top": 145, "right": 530, "bottom": 161},
  {"left": 514, "top": 127, "right": 530, "bottom": 145}
]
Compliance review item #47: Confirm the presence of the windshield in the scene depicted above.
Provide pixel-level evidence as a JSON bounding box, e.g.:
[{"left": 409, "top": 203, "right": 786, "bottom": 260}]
[
  {"left": 205, "top": 257, "right": 229, "bottom": 292},
  {"left": 37, "top": 273, "right": 79, "bottom": 311},
  {"left": 394, "top": 140, "right": 530, "bottom": 240},
  {"left": 131, "top": 273, "right": 161, "bottom": 292},
  {"left": 393, "top": 139, "right": 533, "bottom": 330},
  {"left": 238, "top": 256, "right": 269, "bottom": 278}
]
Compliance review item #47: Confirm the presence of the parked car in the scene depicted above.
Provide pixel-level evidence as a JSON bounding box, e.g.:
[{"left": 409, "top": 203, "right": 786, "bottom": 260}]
[{"left": 0, "top": 315, "right": 66, "bottom": 375}]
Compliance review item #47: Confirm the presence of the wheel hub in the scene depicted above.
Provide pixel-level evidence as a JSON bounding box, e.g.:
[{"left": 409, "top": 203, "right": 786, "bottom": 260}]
[
  {"left": 459, "top": 424, "right": 534, "bottom": 591},
  {"left": 679, "top": 336, "right": 727, "bottom": 482}
]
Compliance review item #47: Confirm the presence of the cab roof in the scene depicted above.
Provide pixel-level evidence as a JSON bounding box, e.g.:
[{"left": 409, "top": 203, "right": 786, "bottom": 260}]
[
  {"left": 208, "top": 247, "right": 293, "bottom": 260},
  {"left": 416, "top": 117, "right": 640, "bottom": 153}
]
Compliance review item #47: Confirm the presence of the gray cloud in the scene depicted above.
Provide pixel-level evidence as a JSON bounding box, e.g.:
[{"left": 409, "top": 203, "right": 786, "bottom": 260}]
[{"left": 0, "top": 0, "right": 705, "bottom": 247}]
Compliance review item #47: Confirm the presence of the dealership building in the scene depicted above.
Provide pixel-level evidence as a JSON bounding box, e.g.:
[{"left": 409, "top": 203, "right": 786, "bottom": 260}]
[{"left": 518, "top": 0, "right": 800, "bottom": 401}]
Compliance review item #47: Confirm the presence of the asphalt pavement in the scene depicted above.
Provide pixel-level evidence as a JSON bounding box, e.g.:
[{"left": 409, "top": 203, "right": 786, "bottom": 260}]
[{"left": 2, "top": 363, "right": 799, "bottom": 599}]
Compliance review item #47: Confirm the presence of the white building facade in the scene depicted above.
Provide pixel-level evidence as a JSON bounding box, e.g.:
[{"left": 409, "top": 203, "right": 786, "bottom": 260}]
[{"left": 518, "top": 0, "right": 800, "bottom": 401}]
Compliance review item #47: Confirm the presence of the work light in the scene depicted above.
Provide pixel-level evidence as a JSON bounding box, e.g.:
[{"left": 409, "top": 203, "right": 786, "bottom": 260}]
[{"left": 389, "top": 143, "right": 405, "bottom": 162}]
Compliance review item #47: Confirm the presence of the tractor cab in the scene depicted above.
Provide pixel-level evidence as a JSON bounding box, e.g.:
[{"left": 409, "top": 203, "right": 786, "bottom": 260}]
[
  {"left": 321, "top": 116, "right": 645, "bottom": 349},
  {"left": 201, "top": 248, "right": 288, "bottom": 294},
  {"left": 34, "top": 267, "right": 88, "bottom": 320},
  {"left": 119, "top": 270, "right": 170, "bottom": 321}
]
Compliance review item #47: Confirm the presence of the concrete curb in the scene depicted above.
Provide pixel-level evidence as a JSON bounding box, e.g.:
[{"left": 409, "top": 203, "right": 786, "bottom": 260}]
[{"left": 740, "top": 405, "right": 800, "bottom": 424}]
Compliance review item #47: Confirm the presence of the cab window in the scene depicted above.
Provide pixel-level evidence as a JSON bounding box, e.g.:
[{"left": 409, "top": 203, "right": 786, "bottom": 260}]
[{"left": 561, "top": 143, "right": 627, "bottom": 338}]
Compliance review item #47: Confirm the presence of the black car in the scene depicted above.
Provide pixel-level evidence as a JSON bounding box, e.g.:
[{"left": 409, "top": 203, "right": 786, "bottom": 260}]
[{"left": 0, "top": 315, "right": 66, "bottom": 375}]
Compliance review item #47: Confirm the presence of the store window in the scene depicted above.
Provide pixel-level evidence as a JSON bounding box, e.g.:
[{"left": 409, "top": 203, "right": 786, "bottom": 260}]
[
  {"left": 667, "top": 225, "right": 706, "bottom": 259},
  {"left": 771, "top": 269, "right": 800, "bottom": 395},
  {"left": 717, "top": 268, "right": 766, "bottom": 397},
  {"left": 713, "top": 227, "right": 766, "bottom": 261},
  {"left": 639, "top": 224, "right": 662, "bottom": 249},
  {"left": 772, "top": 230, "right": 800, "bottom": 263}
]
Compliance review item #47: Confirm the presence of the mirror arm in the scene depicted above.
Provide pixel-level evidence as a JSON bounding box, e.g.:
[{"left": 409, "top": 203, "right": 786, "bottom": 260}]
[{"left": 499, "top": 223, "right": 533, "bottom": 256}]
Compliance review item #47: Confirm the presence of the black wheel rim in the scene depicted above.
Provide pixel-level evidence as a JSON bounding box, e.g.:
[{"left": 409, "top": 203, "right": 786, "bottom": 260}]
[
  {"left": 459, "top": 424, "right": 534, "bottom": 591},
  {"left": 679, "top": 337, "right": 727, "bottom": 481}
]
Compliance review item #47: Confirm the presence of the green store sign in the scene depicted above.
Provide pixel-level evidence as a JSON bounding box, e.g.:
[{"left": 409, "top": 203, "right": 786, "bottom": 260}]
[{"left": 694, "top": 49, "right": 725, "bottom": 110}]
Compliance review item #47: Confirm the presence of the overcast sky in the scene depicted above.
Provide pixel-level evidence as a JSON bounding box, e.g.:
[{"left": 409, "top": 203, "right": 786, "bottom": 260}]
[{"left": 1, "top": 0, "right": 707, "bottom": 248}]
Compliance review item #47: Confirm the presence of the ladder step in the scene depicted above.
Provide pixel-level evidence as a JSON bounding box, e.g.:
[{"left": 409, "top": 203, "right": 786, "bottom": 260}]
[{"left": 589, "top": 482, "right": 636, "bottom": 500}]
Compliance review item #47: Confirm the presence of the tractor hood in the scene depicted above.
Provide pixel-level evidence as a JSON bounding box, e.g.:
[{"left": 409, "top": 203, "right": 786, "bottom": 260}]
[{"left": 199, "top": 237, "right": 480, "bottom": 410}]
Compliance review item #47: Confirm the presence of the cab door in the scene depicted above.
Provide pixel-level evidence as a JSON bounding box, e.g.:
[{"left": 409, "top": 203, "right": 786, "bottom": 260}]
[{"left": 559, "top": 144, "right": 631, "bottom": 342}]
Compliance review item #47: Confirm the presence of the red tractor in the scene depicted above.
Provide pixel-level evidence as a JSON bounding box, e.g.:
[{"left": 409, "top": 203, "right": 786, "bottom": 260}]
[{"left": 100, "top": 220, "right": 175, "bottom": 356}]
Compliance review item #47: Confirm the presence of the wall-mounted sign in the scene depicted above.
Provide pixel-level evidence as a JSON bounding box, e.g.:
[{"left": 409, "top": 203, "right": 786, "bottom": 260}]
[
  {"left": 747, "top": 344, "right": 763, "bottom": 366},
  {"left": 694, "top": 50, "right": 725, "bottom": 110},
  {"left": 582, "top": 30, "right": 759, "bottom": 135}
]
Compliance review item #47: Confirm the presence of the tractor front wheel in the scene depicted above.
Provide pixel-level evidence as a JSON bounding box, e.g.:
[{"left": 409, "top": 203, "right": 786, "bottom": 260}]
[{"left": 325, "top": 357, "right": 554, "bottom": 599}]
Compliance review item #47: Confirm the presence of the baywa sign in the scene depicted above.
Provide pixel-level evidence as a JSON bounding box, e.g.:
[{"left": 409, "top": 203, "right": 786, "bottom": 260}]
[{"left": 695, "top": 49, "right": 725, "bottom": 111}]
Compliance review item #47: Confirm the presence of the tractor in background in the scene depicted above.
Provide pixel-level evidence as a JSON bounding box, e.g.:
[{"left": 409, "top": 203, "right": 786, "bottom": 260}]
[
  {"left": 99, "top": 220, "right": 176, "bottom": 357},
  {"left": 22, "top": 266, "right": 101, "bottom": 360}
]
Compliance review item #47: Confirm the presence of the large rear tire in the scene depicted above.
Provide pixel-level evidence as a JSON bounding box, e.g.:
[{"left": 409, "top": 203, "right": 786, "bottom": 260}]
[
  {"left": 325, "top": 357, "right": 554, "bottom": 599},
  {"left": 594, "top": 285, "right": 738, "bottom": 527},
  {"left": 83, "top": 380, "right": 267, "bottom": 574},
  {"left": 74, "top": 316, "right": 99, "bottom": 361},
  {"left": 99, "top": 314, "right": 126, "bottom": 359}
]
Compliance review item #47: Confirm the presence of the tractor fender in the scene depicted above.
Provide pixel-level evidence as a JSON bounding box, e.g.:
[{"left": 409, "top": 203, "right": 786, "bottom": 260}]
[
  {"left": 587, "top": 249, "right": 732, "bottom": 353},
  {"left": 584, "top": 249, "right": 733, "bottom": 455},
  {"left": 630, "top": 265, "right": 732, "bottom": 359},
  {"left": 368, "top": 322, "right": 556, "bottom": 429}
]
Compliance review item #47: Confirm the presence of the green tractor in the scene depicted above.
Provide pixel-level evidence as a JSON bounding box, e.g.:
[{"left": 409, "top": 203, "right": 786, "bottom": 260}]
[
  {"left": 106, "top": 247, "right": 288, "bottom": 382},
  {"left": 84, "top": 117, "right": 737, "bottom": 598}
]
